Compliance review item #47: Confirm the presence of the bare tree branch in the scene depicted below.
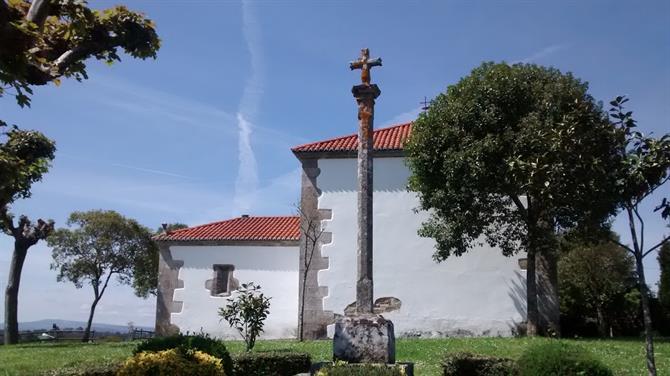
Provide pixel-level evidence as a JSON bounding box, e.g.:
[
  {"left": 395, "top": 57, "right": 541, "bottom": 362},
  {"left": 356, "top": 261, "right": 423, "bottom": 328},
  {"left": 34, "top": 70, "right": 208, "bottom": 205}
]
[
  {"left": 0, "top": 205, "right": 16, "bottom": 236},
  {"left": 53, "top": 45, "right": 92, "bottom": 73},
  {"left": 610, "top": 238, "right": 635, "bottom": 256},
  {"left": 643, "top": 235, "right": 670, "bottom": 259},
  {"left": 626, "top": 206, "right": 643, "bottom": 258},
  {"left": 98, "top": 270, "right": 115, "bottom": 300},
  {"left": 26, "top": 0, "right": 51, "bottom": 28},
  {"left": 637, "top": 175, "right": 670, "bottom": 204},
  {"left": 633, "top": 204, "right": 645, "bottom": 253}
]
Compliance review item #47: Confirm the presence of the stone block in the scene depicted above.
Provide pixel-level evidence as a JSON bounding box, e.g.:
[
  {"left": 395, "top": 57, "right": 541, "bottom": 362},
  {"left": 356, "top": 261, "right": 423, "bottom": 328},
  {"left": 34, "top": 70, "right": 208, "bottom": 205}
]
[{"left": 333, "top": 314, "right": 395, "bottom": 364}]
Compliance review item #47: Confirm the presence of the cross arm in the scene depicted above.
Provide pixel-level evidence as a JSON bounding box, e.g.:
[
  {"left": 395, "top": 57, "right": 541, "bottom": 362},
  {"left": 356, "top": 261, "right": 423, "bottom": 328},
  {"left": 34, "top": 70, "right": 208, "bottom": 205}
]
[
  {"left": 367, "top": 57, "right": 382, "bottom": 67},
  {"left": 350, "top": 60, "right": 364, "bottom": 70}
]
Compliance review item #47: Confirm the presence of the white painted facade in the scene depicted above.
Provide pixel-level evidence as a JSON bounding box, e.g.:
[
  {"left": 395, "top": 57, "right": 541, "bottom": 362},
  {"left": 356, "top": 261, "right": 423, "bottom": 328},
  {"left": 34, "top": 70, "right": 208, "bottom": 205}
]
[
  {"left": 317, "top": 157, "right": 527, "bottom": 337},
  {"left": 169, "top": 245, "right": 299, "bottom": 339}
]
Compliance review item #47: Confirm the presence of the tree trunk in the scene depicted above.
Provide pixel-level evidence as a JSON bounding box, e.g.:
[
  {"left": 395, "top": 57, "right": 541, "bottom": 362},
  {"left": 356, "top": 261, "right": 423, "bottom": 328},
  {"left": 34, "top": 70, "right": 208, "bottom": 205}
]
[
  {"left": 83, "top": 298, "right": 100, "bottom": 343},
  {"left": 526, "top": 248, "right": 539, "bottom": 336},
  {"left": 4, "top": 242, "right": 28, "bottom": 345},
  {"left": 536, "top": 247, "right": 560, "bottom": 336},
  {"left": 635, "top": 254, "right": 657, "bottom": 376},
  {"left": 298, "top": 272, "right": 308, "bottom": 341},
  {"left": 596, "top": 305, "right": 608, "bottom": 338}
]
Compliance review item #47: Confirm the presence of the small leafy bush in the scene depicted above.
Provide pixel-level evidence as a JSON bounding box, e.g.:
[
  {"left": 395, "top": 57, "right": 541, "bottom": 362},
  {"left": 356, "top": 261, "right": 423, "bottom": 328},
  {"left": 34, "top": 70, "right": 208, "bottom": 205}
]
[
  {"left": 316, "top": 361, "right": 408, "bottom": 376},
  {"left": 41, "top": 361, "right": 120, "bottom": 376},
  {"left": 133, "top": 333, "right": 233, "bottom": 376},
  {"left": 233, "top": 350, "right": 311, "bottom": 376},
  {"left": 517, "top": 341, "right": 613, "bottom": 376},
  {"left": 118, "top": 349, "right": 225, "bottom": 376},
  {"left": 219, "top": 282, "right": 271, "bottom": 351},
  {"left": 442, "top": 352, "right": 518, "bottom": 376}
]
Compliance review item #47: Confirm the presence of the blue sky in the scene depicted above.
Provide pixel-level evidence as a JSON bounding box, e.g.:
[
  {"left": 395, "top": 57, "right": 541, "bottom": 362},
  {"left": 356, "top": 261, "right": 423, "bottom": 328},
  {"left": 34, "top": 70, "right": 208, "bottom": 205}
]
[{"left": 0, "top": 0, "right": 668, "bottom": 327}]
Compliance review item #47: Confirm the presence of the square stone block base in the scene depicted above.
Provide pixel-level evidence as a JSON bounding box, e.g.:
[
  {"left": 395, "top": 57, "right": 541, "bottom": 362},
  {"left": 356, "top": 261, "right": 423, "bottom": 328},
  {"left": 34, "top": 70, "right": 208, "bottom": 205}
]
[{"left": 333, "top": 314, "right": 395, "bottom": 364}]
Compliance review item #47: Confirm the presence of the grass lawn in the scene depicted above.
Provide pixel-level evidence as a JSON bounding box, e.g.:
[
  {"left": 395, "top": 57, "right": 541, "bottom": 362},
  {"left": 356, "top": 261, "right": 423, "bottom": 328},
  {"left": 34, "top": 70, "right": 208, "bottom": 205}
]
[{"left": 0, "top": 337, "right": 668, "bottom": 375}]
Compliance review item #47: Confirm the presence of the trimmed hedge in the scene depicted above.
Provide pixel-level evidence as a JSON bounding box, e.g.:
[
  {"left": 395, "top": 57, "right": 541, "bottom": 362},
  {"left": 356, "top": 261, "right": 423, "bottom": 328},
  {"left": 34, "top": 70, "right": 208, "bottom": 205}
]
[
  {"left": 118, "top": 349, "right": 225, "bottom": 376},
  {"left": 232, "top": 350, "right": 311, "bottom": 376},
  {"left": 442, "top": 352, "right": 518, "bottom": 376},
  {"left": 134, "top": 334, "right": 233, "bottom": 376},
  {"left": 41, "top": 361, "right": 120, "bottom": 376},
  {"left": 316, "top": 362, "right": 409, "bottom": 376},
  {"left": 517, "top": 341, "right": 613, "bottom": 376}
]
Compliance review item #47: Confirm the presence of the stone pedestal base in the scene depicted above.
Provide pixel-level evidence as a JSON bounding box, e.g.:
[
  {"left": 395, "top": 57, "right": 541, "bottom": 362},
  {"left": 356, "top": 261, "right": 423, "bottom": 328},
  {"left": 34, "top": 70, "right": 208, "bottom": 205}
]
[{"left": 333, "top": 314, "right": 395, "bottom": 364}]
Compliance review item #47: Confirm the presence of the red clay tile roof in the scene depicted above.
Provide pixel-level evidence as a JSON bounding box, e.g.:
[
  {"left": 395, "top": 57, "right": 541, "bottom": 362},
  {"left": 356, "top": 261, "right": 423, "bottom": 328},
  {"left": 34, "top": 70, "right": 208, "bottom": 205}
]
[
  {"left": 291, "top": 122, "right": 412, "bottom": 153},
  {"left": 154, "top": 216, "right": 300, "bottom": 242}
]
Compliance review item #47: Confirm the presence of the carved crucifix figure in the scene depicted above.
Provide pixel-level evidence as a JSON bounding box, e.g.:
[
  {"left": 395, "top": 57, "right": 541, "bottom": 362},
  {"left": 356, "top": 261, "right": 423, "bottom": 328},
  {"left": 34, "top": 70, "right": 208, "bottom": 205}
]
[
  {"left": 350, "top": 48, "right": 382, "bottom": 314},
  {"left": 350, "top": 48, "right": 382, "bottom": 86}
]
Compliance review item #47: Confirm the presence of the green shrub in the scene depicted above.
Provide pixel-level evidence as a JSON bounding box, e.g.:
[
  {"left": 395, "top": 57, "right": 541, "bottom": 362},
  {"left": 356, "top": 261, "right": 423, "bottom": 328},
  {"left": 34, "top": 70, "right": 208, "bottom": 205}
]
[
  {"left": 518, "top": 341, "right": 613, "bottom": 376},
  {"left": 233, "top": 350, "right": 311, "bottom": 376},
  {"left": 118, "top": 349, "right": 225, "bottom": 376},
  {"left": 134, "top": 333, "right": 233, "bottom": 376},
  {"left": 442, "top": 352, "right": 518, "bottom": 376},
  {"left": 219, "top": 282, "right": 271, "bottom": 351},
  {"left": 315, "top": 362, "right": 409, "bottom": 376},
  {"left": 41, "top": 361, "right": 120, "bottom": 376}
]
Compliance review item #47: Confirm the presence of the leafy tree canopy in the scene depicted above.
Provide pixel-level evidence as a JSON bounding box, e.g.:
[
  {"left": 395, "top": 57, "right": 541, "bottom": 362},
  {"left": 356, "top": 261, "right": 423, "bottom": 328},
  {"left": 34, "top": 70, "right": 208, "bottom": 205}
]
[
  {"left": 0, "top": 0, "right": 160, "bottom": 107},
  {"left": 48, "top": 210, "right": 157, "bottom": 298},
  {"left": 558, "top": 232, "right": 638, "bottom": 336},
  {"left": 406, "top": 62, "right": 623, "bottom": 260},
  {"left": 0, "top": 121, "right": 55, "bottom": 213}
]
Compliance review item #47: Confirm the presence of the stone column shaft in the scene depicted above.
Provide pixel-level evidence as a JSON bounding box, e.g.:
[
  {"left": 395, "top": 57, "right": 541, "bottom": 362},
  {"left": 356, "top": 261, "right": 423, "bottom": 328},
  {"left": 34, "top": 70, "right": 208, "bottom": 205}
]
[{"left": 353, "top": 84, "right": 380, "bottom": 314}]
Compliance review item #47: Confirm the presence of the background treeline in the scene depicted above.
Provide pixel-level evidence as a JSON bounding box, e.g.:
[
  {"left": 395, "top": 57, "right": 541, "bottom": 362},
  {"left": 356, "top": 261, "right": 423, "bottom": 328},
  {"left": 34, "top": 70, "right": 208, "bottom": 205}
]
[{"left": 559, "top": 235, "right": 670, "bottom": 337}]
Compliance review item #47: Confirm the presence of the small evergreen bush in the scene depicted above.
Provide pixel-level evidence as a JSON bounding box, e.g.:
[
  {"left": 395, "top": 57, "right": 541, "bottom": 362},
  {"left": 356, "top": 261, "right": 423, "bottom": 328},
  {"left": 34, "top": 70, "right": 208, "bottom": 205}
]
[
  {"left": 517, "top": 341, "right": 613, "bottom": 376},
  {"left": 232, "top": 350, "right": 311, "bottom": 376},
  {"left": 133, "top": 333, "right": 233, "bottom": 376},
  {"left": 442, "top": 352, "right": 518, "bottom": 376},
  {"left": 118, "top": 349, "right": 225, "bottom": 376},
  {"left": 315, "top": 362, "right": 409, "bottom": 376}
]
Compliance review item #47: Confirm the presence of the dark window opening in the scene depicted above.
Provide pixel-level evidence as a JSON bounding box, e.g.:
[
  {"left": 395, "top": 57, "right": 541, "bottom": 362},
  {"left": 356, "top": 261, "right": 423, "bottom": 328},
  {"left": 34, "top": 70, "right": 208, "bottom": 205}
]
[{"left": 212, "top": 264, "right": 235, "bottom": 296}]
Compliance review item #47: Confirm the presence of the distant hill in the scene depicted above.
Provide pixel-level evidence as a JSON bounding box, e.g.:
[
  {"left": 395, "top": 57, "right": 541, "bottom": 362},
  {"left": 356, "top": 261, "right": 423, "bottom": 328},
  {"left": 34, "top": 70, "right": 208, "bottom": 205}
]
[{"left": 0, "top": 319, "right": 152, "bottom": 333}]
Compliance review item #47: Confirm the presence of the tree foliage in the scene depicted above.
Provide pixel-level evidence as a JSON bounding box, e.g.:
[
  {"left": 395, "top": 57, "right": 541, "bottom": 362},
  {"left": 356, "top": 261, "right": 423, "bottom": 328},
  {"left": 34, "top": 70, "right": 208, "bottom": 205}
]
[
  {"left": 47, "top": 210, "right": 157, "bottom": 341},
  {"left": 130, "top": 222, "right": 188, "bottom": 298},
  {"left": 406, "top": 62, "right": 621, "bottom": 259},
  {"left": 0, "top": 121, "right": 55, "bottom": 209},
  {"left": 218, "top": 282, "right": 271, "bottom": 351},
  {"left": 0, "top": 0, "right": 160, "bottom": 108},
  {"left": 558, "top": 233, "right": 639, "bottom": 337}
]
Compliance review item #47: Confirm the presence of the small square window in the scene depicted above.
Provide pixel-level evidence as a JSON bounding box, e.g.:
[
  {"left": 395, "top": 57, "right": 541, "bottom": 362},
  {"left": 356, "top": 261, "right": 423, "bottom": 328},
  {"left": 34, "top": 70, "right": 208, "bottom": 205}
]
[{"left": 212, "top": 264, "right": 235, "bottom": 296}]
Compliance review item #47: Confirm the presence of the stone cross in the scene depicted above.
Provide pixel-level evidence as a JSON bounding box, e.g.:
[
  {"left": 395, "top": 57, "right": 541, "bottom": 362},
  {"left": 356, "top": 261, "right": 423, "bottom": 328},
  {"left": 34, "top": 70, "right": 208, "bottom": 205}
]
[
  {"left": 350, "top": 48, "right": 382, "bottom": 86},
  {"left": 350, "top": 48, "right": 382, "bottom": 314}
]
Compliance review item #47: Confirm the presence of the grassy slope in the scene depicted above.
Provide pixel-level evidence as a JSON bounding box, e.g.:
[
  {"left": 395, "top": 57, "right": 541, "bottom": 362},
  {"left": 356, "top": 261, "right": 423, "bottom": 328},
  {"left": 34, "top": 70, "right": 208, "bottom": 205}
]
[{"left": 0, "top": 337, "right": 668, "bottom": 376}]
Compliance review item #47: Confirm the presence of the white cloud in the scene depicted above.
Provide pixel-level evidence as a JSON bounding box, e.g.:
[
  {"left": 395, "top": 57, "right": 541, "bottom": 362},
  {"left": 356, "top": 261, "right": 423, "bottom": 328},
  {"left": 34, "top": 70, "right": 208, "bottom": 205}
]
[
  {"left": 513, "top": 44, "right": 568, "bottom": 64},
  {"left": 234, "top": 0, "right": 264, "bottom": 214},
  {"left": 382, "top": 106, "right": 422, "bottom": 127}
]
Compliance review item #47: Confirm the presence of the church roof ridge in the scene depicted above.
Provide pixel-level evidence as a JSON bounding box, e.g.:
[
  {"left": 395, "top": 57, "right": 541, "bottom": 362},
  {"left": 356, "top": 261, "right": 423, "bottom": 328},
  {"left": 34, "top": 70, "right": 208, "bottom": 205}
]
[
  {"left": 291, "top": 122, "right": 412, "bottom": 154},
  {"left": 154, "top": 215, "right": 300, "bottom": 242}
]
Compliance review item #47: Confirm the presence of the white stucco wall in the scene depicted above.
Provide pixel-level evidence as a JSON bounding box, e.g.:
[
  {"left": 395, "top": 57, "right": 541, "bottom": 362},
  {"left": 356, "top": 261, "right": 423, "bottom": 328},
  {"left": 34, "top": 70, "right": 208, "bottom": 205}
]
[
  {"left": 170, "top": 245, "right": 299, "bottom": 339},
  {"left": 318, "top": 157, "right": 527, "bottom": 337}
]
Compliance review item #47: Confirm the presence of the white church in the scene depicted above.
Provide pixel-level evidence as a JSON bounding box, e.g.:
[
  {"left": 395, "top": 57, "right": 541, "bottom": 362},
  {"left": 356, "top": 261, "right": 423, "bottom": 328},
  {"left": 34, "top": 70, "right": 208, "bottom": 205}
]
[{"left": 154, "top": 122, "right": 527, "bottom": 340}]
